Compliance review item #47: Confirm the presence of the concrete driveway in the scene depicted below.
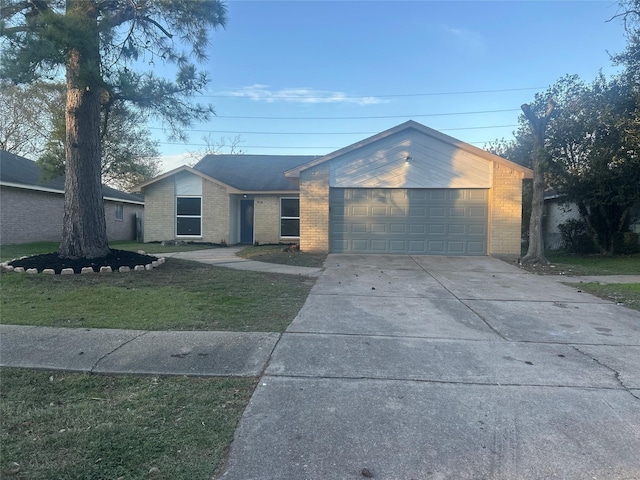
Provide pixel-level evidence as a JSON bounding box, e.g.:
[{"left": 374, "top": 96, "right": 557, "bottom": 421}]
[{"left": 217, "top": 255, "right": 640, "bottom": 480}]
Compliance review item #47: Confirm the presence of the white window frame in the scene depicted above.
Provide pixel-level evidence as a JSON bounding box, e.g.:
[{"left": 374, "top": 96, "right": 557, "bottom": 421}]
[
  {"left": 280, "top": 197, "right": 300, "bottom": 238},
  {"left": 176, "top": 196, "right": 202, "bottom": 237}
]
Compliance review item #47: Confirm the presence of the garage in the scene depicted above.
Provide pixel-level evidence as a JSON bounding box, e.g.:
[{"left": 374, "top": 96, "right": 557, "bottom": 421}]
[
  {"left": 287, "top": 120, "right": 532, "bottom": 258},
  {"left": 330, "top": 188, "right": 488, "bottom": 255}
]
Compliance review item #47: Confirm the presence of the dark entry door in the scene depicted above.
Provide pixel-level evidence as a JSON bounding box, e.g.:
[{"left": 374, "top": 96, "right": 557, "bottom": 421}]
[{"left": 240, "top": 199, "right": 254, "bottom": 244}]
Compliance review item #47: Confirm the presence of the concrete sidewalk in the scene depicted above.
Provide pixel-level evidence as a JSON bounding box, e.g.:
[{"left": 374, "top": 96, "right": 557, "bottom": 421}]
[
  {"left": 0, "top": 325, "right": 279, "bottom": 377},
  {"left": 161, "top": 246, "right": 324, "bottom": 277}
]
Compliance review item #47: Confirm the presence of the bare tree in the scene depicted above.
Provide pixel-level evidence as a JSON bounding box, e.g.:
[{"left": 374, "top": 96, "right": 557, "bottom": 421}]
[
  {"left": 185, "top": 134, "right": 246, "bottom": 165},
  {"left": 521, "top": 99, "right": 555, "bottom": 265}
]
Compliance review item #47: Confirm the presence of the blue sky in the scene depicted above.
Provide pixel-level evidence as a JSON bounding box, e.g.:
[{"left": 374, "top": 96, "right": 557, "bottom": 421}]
[{"left": 155, "top": 0, "right": 629, "bottom": 171}]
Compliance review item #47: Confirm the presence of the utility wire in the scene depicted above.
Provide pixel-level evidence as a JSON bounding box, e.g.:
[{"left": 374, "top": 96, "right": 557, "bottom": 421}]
[
  {"left": 150, "top": 124, "right": 518, "bottom": 135},
  {"left": 202, "top": 86, "right": 544, "bottom": 100},
  {"left": 209, "top": 109, "right": 522, "bottom": 121}
]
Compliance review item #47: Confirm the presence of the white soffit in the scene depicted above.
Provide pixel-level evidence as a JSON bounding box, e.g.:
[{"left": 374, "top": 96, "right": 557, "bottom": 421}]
[{"left": 329, "top": 129, "right": 492, "bottom": 189}]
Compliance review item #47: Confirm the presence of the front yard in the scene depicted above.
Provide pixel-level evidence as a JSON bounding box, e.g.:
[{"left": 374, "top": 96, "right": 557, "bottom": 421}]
[
  {"left": 1, "top": 242, "right": 319, "bottom": 479},
  {"left": 1, "top": 243, "right": 637, "bottom": 479}
]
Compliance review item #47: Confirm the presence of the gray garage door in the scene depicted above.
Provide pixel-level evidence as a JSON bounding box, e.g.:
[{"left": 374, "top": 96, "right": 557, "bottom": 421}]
[{"left": 330, "top": 188, "right": 488, "bottom": 255}]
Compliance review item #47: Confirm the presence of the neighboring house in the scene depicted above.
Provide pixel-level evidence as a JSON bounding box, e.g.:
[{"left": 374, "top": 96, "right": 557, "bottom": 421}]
[
  {"left": 0, "top": 150, "right": 144, "bottom": 245},
  {"left": 135, "top": 120, "right": 533, "bottom": 257},
  {"left": 544, "top": 192, "right": 640, "bottom": 250}
]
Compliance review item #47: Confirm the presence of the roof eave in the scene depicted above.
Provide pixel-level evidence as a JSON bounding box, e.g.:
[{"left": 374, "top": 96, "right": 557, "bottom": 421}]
[{"left": 1, "top": 181, "right": 145, "bottom": 204}]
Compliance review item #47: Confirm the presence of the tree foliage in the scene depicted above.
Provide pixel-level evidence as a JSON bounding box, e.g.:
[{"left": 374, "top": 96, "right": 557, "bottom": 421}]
[
  {"left": 0, "top": 0, "right": 227, "bottom": 258},
  {"left": 39, "top": 100, "right": 161, "bottom": 190},
  {"left": 493, "top": 71, "right": 640, "bottom": 255},
  {"left": 0, "top": 81, "right": 63, "bottom": 158},
  {"left": 1, "top": 81, "right": 161, "bottom": 189}
]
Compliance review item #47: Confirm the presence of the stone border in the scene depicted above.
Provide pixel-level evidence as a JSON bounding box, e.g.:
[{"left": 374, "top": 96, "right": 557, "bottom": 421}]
[{"left": 0, "top": 252, "right": 166, "bottom": 275}]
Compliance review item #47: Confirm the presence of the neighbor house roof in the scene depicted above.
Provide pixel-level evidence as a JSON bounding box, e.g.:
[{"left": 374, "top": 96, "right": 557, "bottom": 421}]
[
  {"left": 194, "top": 154, "right": 318, "bottom": 191},
  {"left": 285, "top": 120, "right": 533, "bottom": 179},
  {"left": 0, "top": 150, "right": 144, "bottom": 204}
]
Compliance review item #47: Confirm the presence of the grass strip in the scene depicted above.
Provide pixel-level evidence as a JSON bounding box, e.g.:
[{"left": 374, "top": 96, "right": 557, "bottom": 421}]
[
  {"left": 569, "top": 282, "right": 640, "bottom": 312},
  {"left": 545, "top": 253, "right": 640, "bottom": 276},
  {"left": 1, "top": 258, "right": 314, "bottom": 331},
  {"left": 0, "top": 369, "right": 256, "bottom": 480}
]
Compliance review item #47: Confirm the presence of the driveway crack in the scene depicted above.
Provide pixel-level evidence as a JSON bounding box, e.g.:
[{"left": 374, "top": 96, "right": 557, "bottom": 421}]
[
  {"left": 410, "top": 256, "right": 508, "bottom": 341},
  {"left": 90, "top": 331, "right": 149, "bottom": 373},
  {"left": 571, "top": 345, "right": 640, "bottom": 401}
]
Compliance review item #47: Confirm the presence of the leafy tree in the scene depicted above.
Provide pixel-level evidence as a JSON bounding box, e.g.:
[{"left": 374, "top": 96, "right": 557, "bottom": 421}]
[
  {"left": 0, "top": 0, "right": 227, "bottom": 259},
  {"left": 493, "top": 73, "right": 639, "bottom": 255},
  {"left": 39, "top": 101, "right": 161, "bottom": 190},
  {"left": 0, "top": 81, "right": 63, "bottom": 158},
  {"left": 545, "top": 74, "right": 640, "bottom": 254}
]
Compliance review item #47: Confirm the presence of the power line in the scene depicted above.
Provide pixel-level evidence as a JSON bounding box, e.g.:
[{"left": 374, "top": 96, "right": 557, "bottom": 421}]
[
  {"left": 209, "top": 108, "right": 521, "bottom": 121},
  {"left": 158, "top": 139, "right": 498, "bottom": 150},
  {"left": 202, "top": 86, "right": 544, "bottom": 100},
  {"left": 151, "top": 124, "right": 518, "bottom": 136}
]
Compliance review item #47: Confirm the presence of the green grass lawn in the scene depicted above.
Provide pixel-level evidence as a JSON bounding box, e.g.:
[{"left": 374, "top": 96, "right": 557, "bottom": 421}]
[
  {"left": 0, "top": 369, "right": 256, "bottom": 480},
  {"left": 0, "top": 243, "right": 318, "bottom": 479},
  {"left": 1, "top": 258, "right": 314, "bottom": 331},
  {"left": 237, "top": 244, "right": 327, "bottom": 268},
  {"left": 546, "top": 253, "right": 640, "bottom": 276},
  {"left": 569, "top": 282, "right": 640, "bottom": 312}
]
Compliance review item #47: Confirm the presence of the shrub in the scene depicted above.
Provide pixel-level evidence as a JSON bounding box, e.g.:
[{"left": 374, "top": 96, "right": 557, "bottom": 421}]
[
  {"left": 558, "top": 219, "right": 598, "bottom": 254},
  {"left": 613, "top": 232, "right": 640, "bottom": 255}
]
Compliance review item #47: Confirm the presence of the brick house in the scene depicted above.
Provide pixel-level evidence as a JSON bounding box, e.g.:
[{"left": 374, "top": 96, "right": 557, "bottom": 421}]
[
  {"left": 0, "top": 150, "right": 144, "bottom": 245},
  {"left": 135, "top": 121, "right": 532, "bottom": 257}
]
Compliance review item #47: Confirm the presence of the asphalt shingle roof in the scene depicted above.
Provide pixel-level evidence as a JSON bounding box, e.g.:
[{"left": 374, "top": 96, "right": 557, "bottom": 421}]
[
  {"left": 0, "top": 150, "right": 144, "bottom": 203},
  {"left": 193, "top": 154, "right": 318, "bottom": 191}
]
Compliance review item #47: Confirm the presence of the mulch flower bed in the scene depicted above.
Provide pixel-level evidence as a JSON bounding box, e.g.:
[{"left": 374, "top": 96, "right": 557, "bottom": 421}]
[{"left": 6, "top": 249, "right": 159, "bottom": 274}]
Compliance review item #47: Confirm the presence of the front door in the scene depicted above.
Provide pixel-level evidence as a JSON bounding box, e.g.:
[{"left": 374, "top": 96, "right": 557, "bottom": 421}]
[{"left": 240, "top": 199, "right": 254, "bottom": 244}]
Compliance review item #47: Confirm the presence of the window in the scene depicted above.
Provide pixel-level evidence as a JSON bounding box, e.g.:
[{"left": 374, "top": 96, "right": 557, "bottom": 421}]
[
  {"left": 281, "top": 198, "right": 300, "bottom": 238},
  {"left": 176, "top": 197, "right": 202, "bottom": 236},
  {"left": 115, "top": 204, "right": 123, "bottom": 221}
]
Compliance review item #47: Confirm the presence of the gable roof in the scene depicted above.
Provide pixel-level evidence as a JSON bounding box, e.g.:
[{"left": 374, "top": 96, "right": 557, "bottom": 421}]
[
  {"left": 285, "top": 120, "right": 533, "bottom": 179},
  {"left": 133, "top": 155, "right": 318, "bottom": 193},
  {"left": 194, "top": 154, "right": 317, "bottom": 191},
  {"left": 0, "top": 150, "right": 144, "bottom": 204}
]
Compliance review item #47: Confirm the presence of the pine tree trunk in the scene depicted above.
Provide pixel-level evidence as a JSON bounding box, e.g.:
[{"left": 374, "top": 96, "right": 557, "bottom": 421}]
[{"left": 58, "top": 0, "right": 109, "bottom": 259}]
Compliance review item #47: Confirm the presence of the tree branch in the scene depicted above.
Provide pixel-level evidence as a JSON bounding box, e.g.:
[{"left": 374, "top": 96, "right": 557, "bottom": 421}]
[{"left": 141, "top": 15, "right": 173, "bottom": 39}]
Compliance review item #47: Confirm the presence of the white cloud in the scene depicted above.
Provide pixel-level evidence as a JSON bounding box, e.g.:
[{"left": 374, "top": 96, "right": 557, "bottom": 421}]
[{"left": 222, "top": 84, "right": 387, "bottom": 105}]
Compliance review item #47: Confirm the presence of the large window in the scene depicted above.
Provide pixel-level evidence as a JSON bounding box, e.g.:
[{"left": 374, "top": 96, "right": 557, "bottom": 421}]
[
  {"left": 281, "top": 198, "right": 300, "bottom": 238},
  {"left": 176, "top": 196, "right": 202, "bottom": 236}
]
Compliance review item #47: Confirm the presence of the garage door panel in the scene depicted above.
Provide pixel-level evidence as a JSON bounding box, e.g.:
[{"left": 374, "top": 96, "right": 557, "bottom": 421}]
[
  {"left": 330, "top": 188, "right": 487, "bottom": 255},
  {"left": 429, "top": 207, "right": 446, "bottom": 218},
  {"left": 468, "top": 224, "right": 486, "bottom": 236},
  {"left": 390, "top": 224, "right": 407, "bottom": 234},
  {"left": 351, "top": 223, "right": 367, "bottom": 233},
  {"left": 409, "top": 224, "right": 426, "bottom": 234}
]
